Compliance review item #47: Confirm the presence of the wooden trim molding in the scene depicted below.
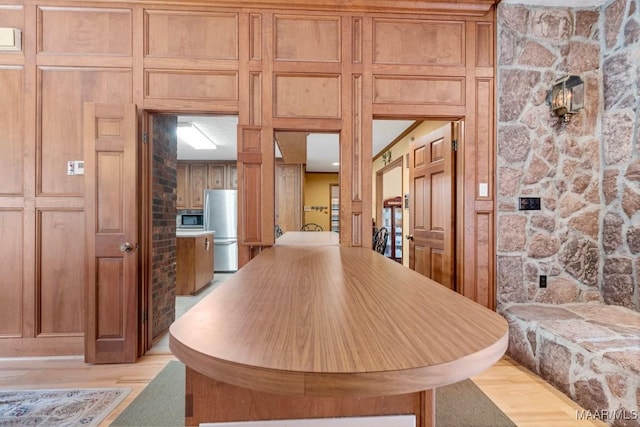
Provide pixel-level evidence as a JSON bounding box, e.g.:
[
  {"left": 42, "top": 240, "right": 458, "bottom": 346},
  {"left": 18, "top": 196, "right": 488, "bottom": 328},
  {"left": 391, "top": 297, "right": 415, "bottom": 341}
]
[{"left": 50, "top": 0, "right": 499, "bottom": 16}]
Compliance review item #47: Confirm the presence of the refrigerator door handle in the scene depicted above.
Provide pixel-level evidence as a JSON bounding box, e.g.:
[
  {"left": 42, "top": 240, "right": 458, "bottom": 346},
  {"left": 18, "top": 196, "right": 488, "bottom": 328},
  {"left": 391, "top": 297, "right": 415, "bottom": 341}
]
[{"left": 215, "top": 240, "right": 236, "bottom": 245}]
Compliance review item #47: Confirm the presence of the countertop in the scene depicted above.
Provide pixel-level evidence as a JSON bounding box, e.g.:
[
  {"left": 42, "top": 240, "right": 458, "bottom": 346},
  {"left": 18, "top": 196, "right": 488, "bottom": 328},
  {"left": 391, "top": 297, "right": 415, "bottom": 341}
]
[
  {"left": 176, "top": 229, "right": 215, "bottom": 238},
  {"left": 169, "top": 245, "right": 508, "bottom": 397},
  {"left": 275, "top": 231, "right": 339, "bottom": 246}
]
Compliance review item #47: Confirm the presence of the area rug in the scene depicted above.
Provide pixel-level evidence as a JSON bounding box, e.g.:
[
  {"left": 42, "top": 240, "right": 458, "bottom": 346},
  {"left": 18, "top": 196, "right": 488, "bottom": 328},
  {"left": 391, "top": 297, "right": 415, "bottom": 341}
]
[
  {"left": 0, "top": 387, "right": 130, "bottom": 426},
  {"left": 112, "top": 360, "right": 516, "bottom": 426}
]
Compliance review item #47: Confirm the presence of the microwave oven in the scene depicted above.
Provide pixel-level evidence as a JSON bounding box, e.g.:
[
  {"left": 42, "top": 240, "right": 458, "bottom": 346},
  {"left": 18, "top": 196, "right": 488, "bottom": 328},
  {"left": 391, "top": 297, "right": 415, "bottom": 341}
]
[{"left": 179, "top": 213, "right": 204, "bottom": 229}]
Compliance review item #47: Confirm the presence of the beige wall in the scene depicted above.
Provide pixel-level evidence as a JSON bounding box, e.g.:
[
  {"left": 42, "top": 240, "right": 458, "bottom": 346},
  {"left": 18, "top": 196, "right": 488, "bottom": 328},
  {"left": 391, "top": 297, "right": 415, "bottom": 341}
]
[{"left": 304, "top": 173, "right": 339, "bottom": 232}]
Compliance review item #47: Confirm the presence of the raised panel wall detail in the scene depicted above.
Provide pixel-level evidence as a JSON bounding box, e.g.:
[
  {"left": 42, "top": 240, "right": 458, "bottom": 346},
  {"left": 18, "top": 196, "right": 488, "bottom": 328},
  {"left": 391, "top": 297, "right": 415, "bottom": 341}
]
[
  {"left": 38, "top": 210, "right": 84, "bottom": 335},
  {"left": 0, "top": 210, "right": 23, "bottom": 337},
  {"left": 0, "top": 68, "right": 23, "bottom": 195},
  {"left": 249, "top": 14, "right": 261, "bottom": 61},
  {"left": 0, "top": 5, "right": 24, "bottom": 33},
  {"left": 38, "top": 68, "right": 132, "bottom": 195},
  {"left": 475, "top": 212, "right": 493, "bottom": 309},
  {"left": 476, "top": 79, "right": 494, "bottom": 198},
  {"left": 373, "top": 76, "right": 464, "bottom": 105},
  {"left": 274, "top": 15, "right": 340, "bottom": 62},
  {"left": 274, "top": 74, "right": 340, "bottom": 118},
  {"left": 242, "top": 163, "right": 262, "bottom": 242},
  {"left": 146, "top": 11, "right": 238, "bottom": 59},
  {"left": 373, "top": 19, "right": 464, "bottom": 66},
  {"left": 38, "top": 7, "right": 132, "bottom": 56},
  {"left": 146, "top": 70, "right": 238, "bottom": 101},
  {"left": 476, "top": 22, "right": 493, "bottom": 67}
]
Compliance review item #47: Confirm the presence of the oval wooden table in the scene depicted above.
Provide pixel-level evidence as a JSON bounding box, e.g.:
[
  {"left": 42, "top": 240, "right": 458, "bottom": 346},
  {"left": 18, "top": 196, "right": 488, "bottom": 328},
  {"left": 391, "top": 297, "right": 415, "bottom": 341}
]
[
  {"left": 275, "top": 230, "right": 340, "bottom": 246},
  {"left": 170, "top": 245, "right": 508, "bottom": 426}
]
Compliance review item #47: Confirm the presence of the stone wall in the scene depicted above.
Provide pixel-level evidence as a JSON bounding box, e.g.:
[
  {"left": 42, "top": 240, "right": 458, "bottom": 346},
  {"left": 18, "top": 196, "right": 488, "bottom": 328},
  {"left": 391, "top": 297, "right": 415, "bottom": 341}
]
[
  {"left": 496, "top": 0, "right": 640, "bottom": 312},
  {"left": 601, "top": 0, "right": 640, "bottom": 310}
]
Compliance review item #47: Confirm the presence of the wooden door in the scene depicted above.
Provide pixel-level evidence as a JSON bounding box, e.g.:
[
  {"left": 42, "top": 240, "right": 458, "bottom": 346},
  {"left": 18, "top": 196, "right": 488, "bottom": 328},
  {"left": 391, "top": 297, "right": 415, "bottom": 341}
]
[
  {"left": 409, "top": 123, "right": 455, "bottom": 290},
  {"left": 84, "top": 103, "right": 138, "bottom": 363}
]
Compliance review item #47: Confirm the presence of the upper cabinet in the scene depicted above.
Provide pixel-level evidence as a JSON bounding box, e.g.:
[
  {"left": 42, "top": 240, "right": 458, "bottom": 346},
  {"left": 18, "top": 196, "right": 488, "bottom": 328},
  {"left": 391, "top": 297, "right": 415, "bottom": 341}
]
[
  {"left": 208, "top": 164, "right": 225, "bottom": 189},
  {"left": 176, "top": 163, "right": 189, "bottom": 209},
  {"left": 177, "top": 161, "right": 237, "bottom": 209},
  {"left": 189, "top": 164, "right": 208, "bottom": 209},
  {"left": 227, "top": 165, "right": 238, "bottom": 189}
]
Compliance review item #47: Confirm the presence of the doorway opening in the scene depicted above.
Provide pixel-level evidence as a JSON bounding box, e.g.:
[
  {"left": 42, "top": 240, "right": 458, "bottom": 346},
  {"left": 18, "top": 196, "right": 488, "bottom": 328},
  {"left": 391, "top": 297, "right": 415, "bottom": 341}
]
[
  {"left": 274, "top": 131, "right": 340, "bottom": 239},
  {"left": 143, "top": 112, "right": 239, "bottom": 355},
  {"left": 372, "top": 119, "right": 460, "bottom": 292}
]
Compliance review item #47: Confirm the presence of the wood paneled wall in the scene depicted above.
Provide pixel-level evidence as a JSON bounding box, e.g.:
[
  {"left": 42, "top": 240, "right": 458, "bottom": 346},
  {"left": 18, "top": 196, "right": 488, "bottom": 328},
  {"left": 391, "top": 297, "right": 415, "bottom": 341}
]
[{"left": 0, "top": 0, "right": 496, "bottom": 356}]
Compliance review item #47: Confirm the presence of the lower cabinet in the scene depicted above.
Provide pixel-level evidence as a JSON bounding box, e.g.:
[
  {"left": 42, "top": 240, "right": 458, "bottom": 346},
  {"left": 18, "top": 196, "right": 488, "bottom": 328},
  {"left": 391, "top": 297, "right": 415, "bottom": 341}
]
[{"left": 176, "top": 233, "right": 214, "bottom": 295}]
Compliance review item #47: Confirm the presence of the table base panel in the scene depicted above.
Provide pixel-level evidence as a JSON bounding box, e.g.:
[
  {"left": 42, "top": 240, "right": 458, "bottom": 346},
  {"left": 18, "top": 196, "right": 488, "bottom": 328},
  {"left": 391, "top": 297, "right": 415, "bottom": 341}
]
[{"left": 185, "top": 368, "right": 434, "bottom": 427}]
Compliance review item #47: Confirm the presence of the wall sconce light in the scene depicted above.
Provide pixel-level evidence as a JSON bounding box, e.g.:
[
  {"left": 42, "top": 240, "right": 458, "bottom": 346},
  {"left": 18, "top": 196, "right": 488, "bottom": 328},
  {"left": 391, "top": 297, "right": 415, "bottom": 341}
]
[
  {"left": 382, "top": 150, "right": 392, "bottom": 165},
  {"left": 548, "top": 75, "right": 584, "bottom": 124},
  {"left": 177, "top": 122, "right": 217, "bottom": 150}
]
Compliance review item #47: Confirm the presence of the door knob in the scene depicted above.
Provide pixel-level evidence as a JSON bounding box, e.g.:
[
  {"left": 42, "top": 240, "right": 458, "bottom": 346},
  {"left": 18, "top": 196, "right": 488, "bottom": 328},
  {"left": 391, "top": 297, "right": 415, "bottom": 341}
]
[
  {"left": 406, "top": 234, "right": 414, "bottom": 241},
  {"left": 119, "top": 242, "right": 133, "bottom": 252}
]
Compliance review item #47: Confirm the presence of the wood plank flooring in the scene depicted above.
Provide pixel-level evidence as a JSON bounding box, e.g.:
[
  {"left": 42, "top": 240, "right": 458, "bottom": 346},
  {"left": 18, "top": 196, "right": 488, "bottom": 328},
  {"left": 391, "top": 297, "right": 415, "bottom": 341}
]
[{"left": 0, "top": 352, "right": 605, "bottom": 426}]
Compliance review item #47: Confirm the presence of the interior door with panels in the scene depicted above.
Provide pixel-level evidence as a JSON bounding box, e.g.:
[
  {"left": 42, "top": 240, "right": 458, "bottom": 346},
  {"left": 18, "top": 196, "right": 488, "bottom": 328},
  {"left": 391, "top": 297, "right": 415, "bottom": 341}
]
[
  {"left": 409, "top": 123, "right": 456, "bottom": 291},
  {"left": 84, "top": 102, "right": 138, "bottom": 364}
]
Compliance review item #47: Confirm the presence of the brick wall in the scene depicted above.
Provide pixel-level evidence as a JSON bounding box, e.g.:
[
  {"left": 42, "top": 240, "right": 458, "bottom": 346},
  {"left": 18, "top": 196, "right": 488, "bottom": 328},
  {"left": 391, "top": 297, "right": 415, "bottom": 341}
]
[{"left": 151, "top": 115, "right": 178, "bottom": 338}]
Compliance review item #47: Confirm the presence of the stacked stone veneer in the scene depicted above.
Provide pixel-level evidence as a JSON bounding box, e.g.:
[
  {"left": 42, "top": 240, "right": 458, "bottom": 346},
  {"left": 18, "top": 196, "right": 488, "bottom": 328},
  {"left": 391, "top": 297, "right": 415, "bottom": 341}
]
[
  {"left": 504, "top": 303, "right": 640, "bottom": 425},
  {"left": 497, "top": 0, "right": 640, "bottom": 312},
  {"left": 497, "top": 1, "right": 640, "bottom": 423}
]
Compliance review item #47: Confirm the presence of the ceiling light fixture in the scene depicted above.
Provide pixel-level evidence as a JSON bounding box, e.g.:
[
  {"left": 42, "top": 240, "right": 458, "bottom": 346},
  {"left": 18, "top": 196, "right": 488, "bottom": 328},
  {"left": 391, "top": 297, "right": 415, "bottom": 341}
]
[{"left": 177, "top": 122, "right": 216, "bottom": 150}]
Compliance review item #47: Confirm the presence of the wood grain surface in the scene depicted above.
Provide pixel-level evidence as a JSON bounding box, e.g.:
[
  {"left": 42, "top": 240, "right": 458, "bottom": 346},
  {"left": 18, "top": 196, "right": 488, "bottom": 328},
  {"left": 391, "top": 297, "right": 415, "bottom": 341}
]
[
  {"left": 275, "top": 231, "right": 340, "bottom": 246},
  {"left": 170, "top": 246, "right": 507, "bottom": 397}
]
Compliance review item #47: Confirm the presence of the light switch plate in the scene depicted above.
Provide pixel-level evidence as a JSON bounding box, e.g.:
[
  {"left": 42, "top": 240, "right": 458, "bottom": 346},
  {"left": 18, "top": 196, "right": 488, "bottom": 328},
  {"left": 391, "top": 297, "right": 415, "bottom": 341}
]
[
  {"left": 479, "top": 183, "right": 488, "bottom": 197},
  {"left": 0, "top": 28, "right": 21, "bottom": 51}
]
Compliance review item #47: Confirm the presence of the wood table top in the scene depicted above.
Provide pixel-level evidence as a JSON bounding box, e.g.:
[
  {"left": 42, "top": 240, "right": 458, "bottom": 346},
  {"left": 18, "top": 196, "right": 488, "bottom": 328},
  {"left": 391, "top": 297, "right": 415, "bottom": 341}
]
[
  {"left": 169, "top": 245, "right": 508, "bottom": 397},
  {"left": 275, "top": 231, "right": 340, "bottom": 246}
]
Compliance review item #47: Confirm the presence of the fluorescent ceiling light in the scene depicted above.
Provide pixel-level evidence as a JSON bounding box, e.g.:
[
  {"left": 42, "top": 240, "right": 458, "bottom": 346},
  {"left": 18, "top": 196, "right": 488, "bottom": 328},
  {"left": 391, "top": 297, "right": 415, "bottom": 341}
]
[
  {"left": 177, "top": 123, "right": 216, "bottom": 150},
  {"left": 332, "top": 162, "right": 339, "bottom": 166}
]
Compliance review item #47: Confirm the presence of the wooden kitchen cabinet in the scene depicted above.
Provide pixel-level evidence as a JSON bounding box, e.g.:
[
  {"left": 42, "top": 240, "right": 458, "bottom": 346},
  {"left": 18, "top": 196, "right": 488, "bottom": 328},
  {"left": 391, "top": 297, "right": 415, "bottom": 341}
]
[
  {"left": 176, "top": 232, "right": 214, "bottom": 295},
  {"left": 176, "top": 162, "right": 238, "bottom": 209},
  {"left": 227, "top": 164, "right": 238, "bottom": 189},
  {"left": 208, "top": 164, "right": 225, "bottom": 189},
  {"left": 190, "top": 164, "right": 208, "bottom": 209},
  {"left": 176, "top": 163, "right": 189, "bottom": 209}
]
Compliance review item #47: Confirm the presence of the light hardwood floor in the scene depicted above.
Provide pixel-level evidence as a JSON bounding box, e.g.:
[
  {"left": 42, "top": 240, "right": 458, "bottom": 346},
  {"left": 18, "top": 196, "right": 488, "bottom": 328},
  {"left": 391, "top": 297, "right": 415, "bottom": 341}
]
[
  {"left": 0, "top": 276, "right": 605, "bottom": 426},
  {"left": 0, "top": 352, "right": 605, "bottom": 426}
]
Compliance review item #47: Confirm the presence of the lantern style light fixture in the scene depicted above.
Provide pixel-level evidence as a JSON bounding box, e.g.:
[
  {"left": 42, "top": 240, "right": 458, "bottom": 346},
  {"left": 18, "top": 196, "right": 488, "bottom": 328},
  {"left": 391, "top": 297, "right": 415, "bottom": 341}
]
[{"left": 548, "top": 75, "right": 585, "bottom": 124}]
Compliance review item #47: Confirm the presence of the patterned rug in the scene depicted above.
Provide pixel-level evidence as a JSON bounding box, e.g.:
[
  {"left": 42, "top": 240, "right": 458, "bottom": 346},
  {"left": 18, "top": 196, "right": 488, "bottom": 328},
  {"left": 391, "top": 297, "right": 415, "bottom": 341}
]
[{"left": 0, "top": 388, "right": 130, "bottom": 426}]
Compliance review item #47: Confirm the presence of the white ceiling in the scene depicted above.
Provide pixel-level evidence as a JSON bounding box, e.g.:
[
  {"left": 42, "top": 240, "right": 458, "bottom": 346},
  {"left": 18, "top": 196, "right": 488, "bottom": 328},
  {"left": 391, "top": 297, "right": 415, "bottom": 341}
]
[{"left": 177, "top": 115, "right": 414, "bottom": 173}]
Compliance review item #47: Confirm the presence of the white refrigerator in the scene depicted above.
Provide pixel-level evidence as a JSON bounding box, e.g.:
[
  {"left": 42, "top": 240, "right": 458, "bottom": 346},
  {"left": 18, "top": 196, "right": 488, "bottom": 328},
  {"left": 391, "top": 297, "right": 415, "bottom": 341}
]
[{"left": 203, "top": 189, "right": 238, "bottom": 272}]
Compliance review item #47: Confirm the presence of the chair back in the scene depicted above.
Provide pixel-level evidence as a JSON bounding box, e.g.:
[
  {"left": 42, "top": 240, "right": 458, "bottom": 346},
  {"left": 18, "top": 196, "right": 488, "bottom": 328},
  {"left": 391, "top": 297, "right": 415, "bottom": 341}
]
[{"left": 301, "top": 223, "right": 323, "bottom": 232}]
